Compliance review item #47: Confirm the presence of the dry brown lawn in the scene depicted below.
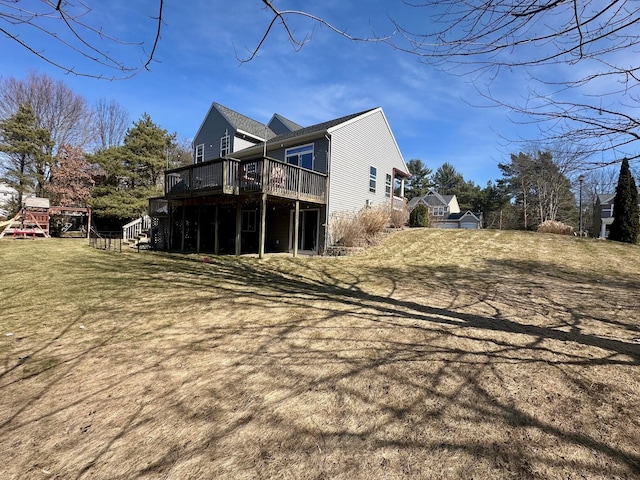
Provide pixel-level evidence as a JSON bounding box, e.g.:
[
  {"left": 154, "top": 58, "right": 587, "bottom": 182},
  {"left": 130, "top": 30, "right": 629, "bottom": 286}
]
[{"left": 1, "top": 229, "right": 639, "bottom": 479}]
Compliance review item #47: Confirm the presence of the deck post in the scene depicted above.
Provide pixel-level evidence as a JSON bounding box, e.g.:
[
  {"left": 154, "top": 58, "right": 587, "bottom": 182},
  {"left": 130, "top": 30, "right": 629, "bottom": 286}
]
[
  {"left": 181, "top": 206, "right": 186, "bottom": 251},
  {"left": 259, "top": 193, "right": 267, "bottom": 259},
  {"left": 214, "top": 204, "right": 219, "bottom": 255},
  {"left": 196, "top": 205, "right": 201, "bottom": 253},
  {"left": 235, "top": 202, "right": 242, "bottom": 256},
  {"left": 293, "top": 200, "right": 300, "bottom": 257},
  {"left": 168, "top": 204, "right": 173, "bottom": 250},
  {"left": 222, "top": 160, "right": 228, "bottom": 194}
]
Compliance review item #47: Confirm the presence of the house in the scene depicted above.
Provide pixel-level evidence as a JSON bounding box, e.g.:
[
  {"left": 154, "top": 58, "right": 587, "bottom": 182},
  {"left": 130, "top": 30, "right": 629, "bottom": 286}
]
[
  {"left": 0, "top": 183, "right": 17, "bottom": 218},
  {"left": 594, "top": 189, "right": 640, "bottom": 238},
  {"left": 149, "top": 103, "right": 410, "bottom": 255},
  {"left": 407, "top": 188, "right": 483, "bottom": 229}
]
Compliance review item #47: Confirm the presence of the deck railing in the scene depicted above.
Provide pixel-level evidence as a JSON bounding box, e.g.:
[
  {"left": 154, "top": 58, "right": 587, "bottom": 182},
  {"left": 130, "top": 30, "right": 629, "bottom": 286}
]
[
  {"left": 122, "top": 215, "right": 151, "bottom": 243},
  {"left": 165, "top": 157, "right": 327, "bottom": 204}
]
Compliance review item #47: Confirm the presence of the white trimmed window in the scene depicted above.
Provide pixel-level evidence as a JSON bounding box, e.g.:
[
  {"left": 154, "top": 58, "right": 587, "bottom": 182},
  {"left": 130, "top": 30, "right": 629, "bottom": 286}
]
[
  {"left": 369, "top": 166, "right": 377, "bottom": 193},
  {"left": 195, "top": 144, "right": 204, "bottom": 163},
  {"left": 286, "top": 144, "right": 313, "bottom": 170},
  {"left": 220, "top": 130, "right": 230, "bottom": 157},
  {"left": 385, "top": 173, "right": 392, "bottom": 197},
  {"left": 433, "top": 206, "right": 445, "bottom": 216}
]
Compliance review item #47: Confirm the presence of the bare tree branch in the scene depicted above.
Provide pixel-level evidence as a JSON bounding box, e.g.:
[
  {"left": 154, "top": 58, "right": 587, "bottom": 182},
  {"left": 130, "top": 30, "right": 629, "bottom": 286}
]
[
  {"left": 0, "top": 0, "right": 162, "bottom": 79},
  {"left": 237, "top": 0, "right": 394, "bottom": 63}
]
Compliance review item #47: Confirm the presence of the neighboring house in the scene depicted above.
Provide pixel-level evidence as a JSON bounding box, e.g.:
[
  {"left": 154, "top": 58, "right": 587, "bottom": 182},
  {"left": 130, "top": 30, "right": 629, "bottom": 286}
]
[
  {"left": 594, "top": 189, "right": 640, "bottom": 238},
  {"left": 149, "top": 103, "right": 410, "bottom": 255},
  {"left": 407, "top": 188, "right": 483, "bottom": 229},
  {"left": 0, "top": 183, "right": 17, "bottom": 218}
]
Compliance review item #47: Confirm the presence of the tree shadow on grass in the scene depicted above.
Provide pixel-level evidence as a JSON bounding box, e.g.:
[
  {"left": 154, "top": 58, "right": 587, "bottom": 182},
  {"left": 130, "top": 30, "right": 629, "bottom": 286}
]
[{"left": 1, "top": 249, "right": 639, "bottom": 478}]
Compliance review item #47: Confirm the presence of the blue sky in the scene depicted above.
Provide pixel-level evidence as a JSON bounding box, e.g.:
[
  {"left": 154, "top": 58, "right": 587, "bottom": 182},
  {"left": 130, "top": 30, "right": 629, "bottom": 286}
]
[{"left": 0, "top": 0, "right": 546, "bottom": 186}]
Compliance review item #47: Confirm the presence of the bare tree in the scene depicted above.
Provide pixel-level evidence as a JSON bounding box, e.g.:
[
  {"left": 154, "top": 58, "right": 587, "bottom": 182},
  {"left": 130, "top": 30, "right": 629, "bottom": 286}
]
[
  {"left": 250, "top": 1, "right": 640, "bottom": 166},
  {"left": 0, "top": 72, "right": 93, "bottom": 153},
  {"left": 92, "top": 99, "right": 130, "bottom": 150},
  {"left": 0, "top": 0, "right": 163, "bottom": 80},
  {"left": 3, "top": 1, "right": 637, "bottom": 165}
]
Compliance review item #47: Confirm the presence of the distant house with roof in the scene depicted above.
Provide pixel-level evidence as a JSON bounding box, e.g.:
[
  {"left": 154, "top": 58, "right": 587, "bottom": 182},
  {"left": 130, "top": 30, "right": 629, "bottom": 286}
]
[
  {"left": 0, "top": 183, "right": 17, "bottom": 218},
  {"left": 149, "top": 102, "right": 410, "bottom": 255},
  {"left": 407, "top": 188, "right": 482, "bottom": 229},
  {"left": 594, "top": 189, "right": 640, "bottom": 238}
]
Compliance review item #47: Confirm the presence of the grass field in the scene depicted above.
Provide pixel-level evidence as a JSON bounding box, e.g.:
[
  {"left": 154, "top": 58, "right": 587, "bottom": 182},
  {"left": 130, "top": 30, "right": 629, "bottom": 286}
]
[{"left": 1, "top": 229, "right": 639, "bottom": 479}]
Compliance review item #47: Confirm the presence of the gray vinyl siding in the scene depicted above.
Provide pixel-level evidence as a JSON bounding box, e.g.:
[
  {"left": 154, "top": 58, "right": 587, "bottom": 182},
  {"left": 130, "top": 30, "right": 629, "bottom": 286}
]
[
  {"left": 327, "top": 109, "right": 408, "bottom": 217},
  {"left": 267, "top": 116, "right": 293, "bottom": 136},
  {"left": 265, "top": 137, "right": 330, "bottom": 174},
  {"left": 193, "top": 109, "right": 235, "bottom": 163}
]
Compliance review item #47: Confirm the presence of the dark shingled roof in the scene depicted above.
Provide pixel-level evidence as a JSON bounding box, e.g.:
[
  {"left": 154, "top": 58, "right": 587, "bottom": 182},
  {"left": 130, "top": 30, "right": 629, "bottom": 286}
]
[
  {"left": 213, "top": 103, "right": 277, "bottom": 140},
  {"left": 264, "top": 108, "right": 377, "bottom": 146},
  {"left": 270, "top": 113, "right": 303, "bottom": 133},
  {"left": 447, "top": 211, "right": 481, "bottom": 220}
]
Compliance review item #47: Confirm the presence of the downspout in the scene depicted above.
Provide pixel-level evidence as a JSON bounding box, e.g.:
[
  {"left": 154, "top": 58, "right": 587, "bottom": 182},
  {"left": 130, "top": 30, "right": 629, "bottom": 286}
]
[{"left": 324, "top": 133, "right": 331, "bottom": 254}]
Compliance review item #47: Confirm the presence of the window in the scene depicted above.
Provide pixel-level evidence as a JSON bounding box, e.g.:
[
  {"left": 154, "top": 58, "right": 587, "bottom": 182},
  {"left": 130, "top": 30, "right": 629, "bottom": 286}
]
[
  {"left": 286, "top": 144, "right": 313, "bottom": 170},
  {"left": 195, "top": 144, "right": 204, "bottom": 163},
  {"left": 433, "top": 206, "right": 445, "bottom": 216},
  {"left": 385, "top": 173, "right": 392, "bottom": 197},
  {"left": 220, "top": 130, "right": 230, "bottom": 157},
  {"left": 369, "top": 166, "right": 377, "bottom": 193},
  {"left": 242, "top": 210, "right": 256, "bottom": 232}
]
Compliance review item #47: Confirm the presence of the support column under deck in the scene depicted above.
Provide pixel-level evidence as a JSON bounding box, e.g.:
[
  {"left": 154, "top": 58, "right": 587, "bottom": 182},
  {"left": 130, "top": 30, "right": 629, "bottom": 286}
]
[
  {"left": 235, "top": 202, "right": 242, "bottom": 257},
  {"left": 214, "top": 204, "right": 219, "bottom": 255},
  {"left": 259, "top": 193, "right": 267, "bottom": 259},
  {"left": 196, "top": 205, "right": 201, "bottom": 253},
  {"left": 293, "top": 200, "right": 300, "bottom": 258},
  {"left": 181, "top": 206, "right": 186, "bottom": 251}
]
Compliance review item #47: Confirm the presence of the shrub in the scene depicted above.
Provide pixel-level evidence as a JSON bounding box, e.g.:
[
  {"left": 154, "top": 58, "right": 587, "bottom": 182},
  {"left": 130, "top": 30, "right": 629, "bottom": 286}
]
[
  {"left": 329, "top": 206, "right": 390, "bottom": 247},
  {"left": 389, "top": 204, "right": 409, "bottom": 228},
  {"left": 359, "top": 205, "right": 390, "bottom": 239},
  {"left": 537, "top": 220, "right": 574, "bottom": 235},
  {"left": 329, "top": 213, "right": 365, "bottom": 247},
  {"left": 409, "top": 204, "right": 429, "bottom": 227}
]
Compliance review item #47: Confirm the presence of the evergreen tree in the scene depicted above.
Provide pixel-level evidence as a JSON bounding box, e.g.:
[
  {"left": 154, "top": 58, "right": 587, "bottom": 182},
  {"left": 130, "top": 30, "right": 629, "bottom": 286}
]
[
  {"left": 409, "top": 204, "right": 429, "bottom": 227},
  {"left": 433, "top": 162, "right": 464, "bottom": 195},
  {"left": 90, "top": 113, "right": 175, "bottom": 220},
  {"left": 405, "top": 159, "right": 432, "bottom": 199},
  {"left": 609, "top": 158, "right": 639, "bottom": 243},
  {"left": 499, "top": 151, "right": 576, "bottom": 230},
  {"left": 0, "top": 103, "right": 53, "bottom": 207}
]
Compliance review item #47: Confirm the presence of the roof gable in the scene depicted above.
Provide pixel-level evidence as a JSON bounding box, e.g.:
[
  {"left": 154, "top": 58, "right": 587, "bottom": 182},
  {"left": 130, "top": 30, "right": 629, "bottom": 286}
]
[
  {"left": 268, "top": 113, "right": 303, "bottom": 135},
  {"left": 424, "top": 189, "right": 448, "bottom": 206},
  {"left": 213, "top": 103, "right": 276, "bottom": 140}
]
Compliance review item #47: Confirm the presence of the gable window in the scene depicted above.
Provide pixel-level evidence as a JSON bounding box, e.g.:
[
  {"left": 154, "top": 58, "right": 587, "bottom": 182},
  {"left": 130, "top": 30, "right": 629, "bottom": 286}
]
[
  {"left": 242, "top": 210, "right": 256, "bottom": 232},
  {"left": 286, "top": 144, "right": 313, "bottom": 170},
  {"left": 220, "top": 130, "right": 230, "bottom": 157},
  {"left": 195, "top": 144, "right": 204, "bottom": 163},
  {"left": 369, "top": 166, "right": 377, "bottom": 193},
  {"left": 385, "top": 173, "right": 392, "bottom": 197}
]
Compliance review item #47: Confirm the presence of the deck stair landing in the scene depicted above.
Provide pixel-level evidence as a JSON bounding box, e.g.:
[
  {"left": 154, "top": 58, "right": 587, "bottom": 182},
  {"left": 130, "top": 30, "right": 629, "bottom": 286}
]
[{"left": 122, "top": 215, "right": 151, "bottom": 247}]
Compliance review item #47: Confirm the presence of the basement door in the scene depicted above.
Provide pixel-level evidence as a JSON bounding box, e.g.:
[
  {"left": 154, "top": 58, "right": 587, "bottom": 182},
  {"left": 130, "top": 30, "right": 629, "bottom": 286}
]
[{"left": 289, "top": 208, "right": 319, "bottom": 252}]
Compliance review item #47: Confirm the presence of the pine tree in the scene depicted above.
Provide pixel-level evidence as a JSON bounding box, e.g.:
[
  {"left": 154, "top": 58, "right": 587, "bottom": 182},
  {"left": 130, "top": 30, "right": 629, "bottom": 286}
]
[
  {"left": 608, "top": 158, "right": 640, "bottom": 243},
  {"left": 90, "top": 113, "right": 175, "bottom": 220},
  {"left": 0, "top": 104, "right": 53, "bottom": 207}
]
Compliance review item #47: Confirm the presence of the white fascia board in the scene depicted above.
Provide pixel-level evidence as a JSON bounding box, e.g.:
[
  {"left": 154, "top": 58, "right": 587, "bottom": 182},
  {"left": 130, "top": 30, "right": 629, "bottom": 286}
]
[{"left": 236, "top": 129, "right": 265, "bottom": 142}]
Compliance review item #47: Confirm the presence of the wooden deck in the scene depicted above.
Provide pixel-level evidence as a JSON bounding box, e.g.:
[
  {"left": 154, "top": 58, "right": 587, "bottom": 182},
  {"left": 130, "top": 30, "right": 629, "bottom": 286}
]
[{"left": 165, "top": 157, "right": 327, "bottom": 204}]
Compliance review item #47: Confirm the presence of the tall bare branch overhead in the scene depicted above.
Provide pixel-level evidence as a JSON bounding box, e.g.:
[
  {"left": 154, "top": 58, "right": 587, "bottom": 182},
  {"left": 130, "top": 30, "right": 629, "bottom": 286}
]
[{"left": 0, "top": 0, "right": 164, "bottom": 80}]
